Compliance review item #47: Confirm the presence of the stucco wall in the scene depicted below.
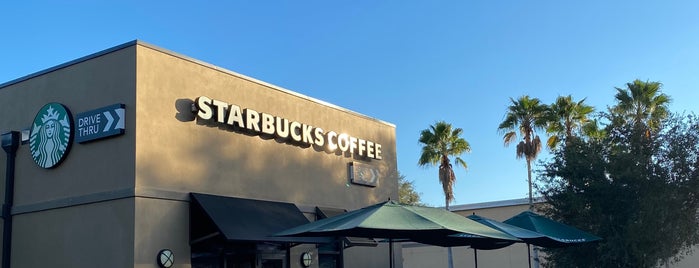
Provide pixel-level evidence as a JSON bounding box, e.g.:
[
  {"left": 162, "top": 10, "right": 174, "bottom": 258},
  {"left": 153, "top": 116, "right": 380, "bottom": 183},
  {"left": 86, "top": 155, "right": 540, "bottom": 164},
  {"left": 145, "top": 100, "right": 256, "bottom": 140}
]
[
  {"left": 0, "top": 44, "right": 138, "bottom": 267},
  {"left": 133, "top": 44, "right": 398, "bottom": 209},
  {"left": 0, "top": 45, "right": 137, "bottom": 207},
  {"left": 134, "top": 197, "right": 190, "bottom": 268},
  {"left": 12, "top": 198, "right": 135, "bottom": 267}
]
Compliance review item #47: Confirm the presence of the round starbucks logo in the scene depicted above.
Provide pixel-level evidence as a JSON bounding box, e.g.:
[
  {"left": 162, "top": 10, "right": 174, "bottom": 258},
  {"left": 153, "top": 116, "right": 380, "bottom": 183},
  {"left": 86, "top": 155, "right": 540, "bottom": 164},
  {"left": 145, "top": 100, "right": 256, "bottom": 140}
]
[{"left": 29, "top": 103, "right": 74, "bottom": 168}]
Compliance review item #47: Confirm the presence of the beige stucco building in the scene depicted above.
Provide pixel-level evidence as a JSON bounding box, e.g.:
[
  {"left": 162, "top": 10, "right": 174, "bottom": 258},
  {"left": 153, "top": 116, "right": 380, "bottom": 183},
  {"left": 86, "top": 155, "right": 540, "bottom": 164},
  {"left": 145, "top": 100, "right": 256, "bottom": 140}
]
[{"left": 0, "top": 41, "right": 398, "bottom": 268}]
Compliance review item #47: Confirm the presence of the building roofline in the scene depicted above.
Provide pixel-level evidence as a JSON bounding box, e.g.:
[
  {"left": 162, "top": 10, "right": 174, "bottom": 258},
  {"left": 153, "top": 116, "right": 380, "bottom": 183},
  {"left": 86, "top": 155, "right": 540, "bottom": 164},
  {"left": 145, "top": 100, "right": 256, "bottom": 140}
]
[
  {"left": 135, "top": 41, "right": 396, "bottom": 128},
  {"left": 448, "top": 197, "right": 545, "bottom": 212},
  {"left": 1, "top": 40, "right": 396, "bottom": 128},
  {"left": 0, "top": 40, "right": 139, "bottom": 89}
]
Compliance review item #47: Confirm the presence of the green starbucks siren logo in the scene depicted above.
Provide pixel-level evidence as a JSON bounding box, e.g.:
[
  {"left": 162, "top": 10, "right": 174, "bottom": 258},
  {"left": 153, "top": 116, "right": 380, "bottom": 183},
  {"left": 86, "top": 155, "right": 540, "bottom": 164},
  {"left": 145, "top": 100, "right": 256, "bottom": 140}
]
[{"left": 29, "top": 103, "right": 74, "bottom": 168}]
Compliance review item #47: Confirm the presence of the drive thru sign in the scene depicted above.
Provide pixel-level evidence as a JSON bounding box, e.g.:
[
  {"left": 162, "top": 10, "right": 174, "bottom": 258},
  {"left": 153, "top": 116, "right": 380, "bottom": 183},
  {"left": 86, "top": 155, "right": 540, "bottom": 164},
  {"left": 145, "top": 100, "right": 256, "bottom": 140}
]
[{"left": 74, "top": 103, "right": 125, "bottom": 143}]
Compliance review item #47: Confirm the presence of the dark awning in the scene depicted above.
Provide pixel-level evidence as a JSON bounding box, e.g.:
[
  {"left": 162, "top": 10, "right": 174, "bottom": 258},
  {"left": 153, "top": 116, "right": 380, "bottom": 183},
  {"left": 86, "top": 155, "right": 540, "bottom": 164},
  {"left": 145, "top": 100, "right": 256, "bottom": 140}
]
[
  {"left": 190, "top": 193, "right": 333, "bottom": 244},
  {"left": 315, "top": 206, "right": 378, "bottom": 247}
]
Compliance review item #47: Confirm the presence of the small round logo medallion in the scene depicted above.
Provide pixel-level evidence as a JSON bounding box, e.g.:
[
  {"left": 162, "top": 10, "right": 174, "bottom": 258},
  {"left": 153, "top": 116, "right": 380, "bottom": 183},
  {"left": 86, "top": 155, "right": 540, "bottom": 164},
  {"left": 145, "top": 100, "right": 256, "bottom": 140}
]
[{"left": 29, "top": 103, "right": 74, "bottom": 168}]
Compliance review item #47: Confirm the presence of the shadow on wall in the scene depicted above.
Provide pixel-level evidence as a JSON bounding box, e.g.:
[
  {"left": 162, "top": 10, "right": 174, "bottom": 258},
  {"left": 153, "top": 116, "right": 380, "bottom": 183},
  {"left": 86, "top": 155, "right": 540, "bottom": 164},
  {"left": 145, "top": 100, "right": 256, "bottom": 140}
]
[{"left": 175, "top": 99, "right": 196, "bottom": 122}]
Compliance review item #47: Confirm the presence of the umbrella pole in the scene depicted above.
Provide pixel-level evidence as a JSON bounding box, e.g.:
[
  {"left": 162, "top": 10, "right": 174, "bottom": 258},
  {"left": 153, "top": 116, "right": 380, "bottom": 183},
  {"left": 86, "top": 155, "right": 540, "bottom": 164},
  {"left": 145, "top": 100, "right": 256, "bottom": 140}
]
[
  {"left": 473, "top": 248, "right": 478, "bottom": 268},
  {"left": 389, "top": 238, "right": 394, "bottom": 268},
  {"left": 527, "top": 244, "right": 532, "bottom": 268}
]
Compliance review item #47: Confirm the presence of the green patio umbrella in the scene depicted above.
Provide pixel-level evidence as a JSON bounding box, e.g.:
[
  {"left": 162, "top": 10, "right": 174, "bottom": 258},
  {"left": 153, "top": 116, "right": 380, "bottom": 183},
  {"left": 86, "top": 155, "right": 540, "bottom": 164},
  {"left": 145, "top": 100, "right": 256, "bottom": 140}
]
[
  {"left": 466, "top": 214, "right": 570, "bottom": 248},
  {"left": 504, "top": 211, "right": 602, "bottom": 268},
  {"left": 458, "top": 214, "right": 563, "bottom": 268},
  {"left": 419, "top": 214, "right": 553, "bottom": 267},
  {"left": 276, "top": 200, "right": 518, "bottom": 241},
  {"left": 275, "top": 201, "right": 519, "bottom": 268},
  {"left": 503, "top": 211, "right": 602, "bottom": 247}
]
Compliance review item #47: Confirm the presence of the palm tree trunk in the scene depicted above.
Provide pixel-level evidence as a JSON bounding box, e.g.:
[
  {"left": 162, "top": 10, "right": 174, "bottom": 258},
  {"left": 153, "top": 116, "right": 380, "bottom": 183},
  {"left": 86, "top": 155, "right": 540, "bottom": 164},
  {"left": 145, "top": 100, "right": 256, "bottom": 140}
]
[
  {"left": 525, "top": 162, "right": 541, "bottom": 268},
  {"left": 446, "top": 200, "right": 454, "bottom": 268},
  {"left": 527, "top": 159, "right": 533, "bottom": 210}
]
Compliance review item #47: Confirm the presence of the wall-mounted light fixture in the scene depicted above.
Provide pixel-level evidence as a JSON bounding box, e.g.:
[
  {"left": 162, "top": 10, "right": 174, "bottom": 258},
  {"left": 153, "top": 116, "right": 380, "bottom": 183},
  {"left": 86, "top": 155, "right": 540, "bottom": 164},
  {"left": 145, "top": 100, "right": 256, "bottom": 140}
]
[
  {"left": 300, "top": 252, "right": 313, "bottom": 267},
  {"left": 348, "top": 162, "right": 379, "bottom": 187},
  {"left": 157, "top": 249, "right": 174, "bottom": 268}
]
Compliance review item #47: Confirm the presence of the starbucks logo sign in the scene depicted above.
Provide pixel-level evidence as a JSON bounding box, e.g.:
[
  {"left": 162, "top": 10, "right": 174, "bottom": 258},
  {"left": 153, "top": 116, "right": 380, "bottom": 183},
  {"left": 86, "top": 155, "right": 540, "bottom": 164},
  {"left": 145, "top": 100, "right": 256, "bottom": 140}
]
[{"left": 29, "top": 103, "right": 74, "bottom": 168}]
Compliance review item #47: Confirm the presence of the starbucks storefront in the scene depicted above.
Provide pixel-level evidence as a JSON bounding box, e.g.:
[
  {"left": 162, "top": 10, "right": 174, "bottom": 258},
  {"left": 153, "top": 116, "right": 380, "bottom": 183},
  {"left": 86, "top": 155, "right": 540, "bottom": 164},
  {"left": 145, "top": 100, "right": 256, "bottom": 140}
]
[{"left": 0, "top": 40, "right": 398, "bottom": 268}]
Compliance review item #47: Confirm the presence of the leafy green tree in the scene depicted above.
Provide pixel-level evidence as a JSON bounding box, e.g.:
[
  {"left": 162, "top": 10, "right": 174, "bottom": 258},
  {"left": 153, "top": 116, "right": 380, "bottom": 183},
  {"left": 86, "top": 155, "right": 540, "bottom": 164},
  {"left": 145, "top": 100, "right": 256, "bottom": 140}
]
[
  {"left": 545, "top": 95, "right": 595, "bottom": 149},
  {"left": 418, "top": 121, "right": 470, "bottom": 268},
  {"left": 538, "top": 86, "right": 699, "bottom": 267},
  {"left": 418, "top": 121, "right": 471, "bottom": 209},
  {"left": 397, "top": 172, "right": 424, "bottom": 206},
  {"left": 498, "top": 96, "right": 549, "bottom": 208}
]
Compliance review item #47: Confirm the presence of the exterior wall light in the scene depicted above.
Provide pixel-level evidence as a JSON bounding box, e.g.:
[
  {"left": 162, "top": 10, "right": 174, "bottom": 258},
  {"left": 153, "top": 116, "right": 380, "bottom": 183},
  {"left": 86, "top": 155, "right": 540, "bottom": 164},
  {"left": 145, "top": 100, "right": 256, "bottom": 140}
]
[
  {"left": 157, "top": 249, "right": 174, "bottom": 268},
  {"left": 301, "top": 252, "right": 313, "bottom": 267}
]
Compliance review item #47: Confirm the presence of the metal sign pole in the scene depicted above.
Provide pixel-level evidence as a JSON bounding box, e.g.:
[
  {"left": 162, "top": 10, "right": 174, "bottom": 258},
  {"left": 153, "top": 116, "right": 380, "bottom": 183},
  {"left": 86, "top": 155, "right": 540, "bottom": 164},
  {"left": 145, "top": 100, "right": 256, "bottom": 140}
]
[{"left": 1, "top": 131, "right": 20, "bottom": 268}]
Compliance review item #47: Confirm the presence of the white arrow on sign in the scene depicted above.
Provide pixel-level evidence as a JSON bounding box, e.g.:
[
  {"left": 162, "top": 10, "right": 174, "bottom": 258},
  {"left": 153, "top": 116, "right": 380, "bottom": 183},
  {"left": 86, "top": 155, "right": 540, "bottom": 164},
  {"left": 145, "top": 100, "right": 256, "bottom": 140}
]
[
  {"left": 103, "top": 111, "right": 114, "bottom": 132},
  {"left": 115, "top": 108, "right": 125, "bottom": 129}
]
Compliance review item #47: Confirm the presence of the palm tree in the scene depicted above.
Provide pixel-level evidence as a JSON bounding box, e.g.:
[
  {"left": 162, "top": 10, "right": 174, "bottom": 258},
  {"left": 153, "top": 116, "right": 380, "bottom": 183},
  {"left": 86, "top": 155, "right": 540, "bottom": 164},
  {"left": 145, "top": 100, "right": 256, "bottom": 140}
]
[
  {"left": 418, "top": 121, "right": 471, "bottom": 209},
  {"left": 418, "top": 121, "right": 470, "bottom": 268},
  {"left": 581, "top": 118, "right": 606, "bottom": 141},
  {"left": 546, "top": 95, "right": 595, "bottom": 149},
  {"left": 611, "top": 79, "right": 671, "bottom": 136},
  {"left": 498, "top": 96, "right": 548, "bottom": 209}
]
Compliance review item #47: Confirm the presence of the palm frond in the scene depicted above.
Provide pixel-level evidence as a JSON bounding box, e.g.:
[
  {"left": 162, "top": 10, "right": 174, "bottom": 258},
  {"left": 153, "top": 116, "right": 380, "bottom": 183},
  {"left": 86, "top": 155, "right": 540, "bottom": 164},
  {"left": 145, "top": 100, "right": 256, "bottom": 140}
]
[
  {"left": 503, "top": 131, "right": 518, "bottom": 146},
  {"left": 547, "top": 135, "right": 560, "bottom": 150},
  {"left": 546, "top": 95, "right": 595, "bottom": 148},
  {"left": 454, "top": 157, "right": 468, "bottom": 170},
  {"left": 612, "top": 79, "right": 671, "bottom": 134}
]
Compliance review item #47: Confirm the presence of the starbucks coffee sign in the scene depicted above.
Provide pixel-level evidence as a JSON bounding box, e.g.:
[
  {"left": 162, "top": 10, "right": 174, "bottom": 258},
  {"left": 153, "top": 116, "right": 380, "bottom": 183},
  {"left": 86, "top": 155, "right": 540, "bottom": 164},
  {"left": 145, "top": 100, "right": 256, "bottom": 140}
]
[
  {"left": 195, "top": 96, "right": 383, "bottom": 160},
  {"left": 29, "top": 103, "right": 74, "bottom": 168}
]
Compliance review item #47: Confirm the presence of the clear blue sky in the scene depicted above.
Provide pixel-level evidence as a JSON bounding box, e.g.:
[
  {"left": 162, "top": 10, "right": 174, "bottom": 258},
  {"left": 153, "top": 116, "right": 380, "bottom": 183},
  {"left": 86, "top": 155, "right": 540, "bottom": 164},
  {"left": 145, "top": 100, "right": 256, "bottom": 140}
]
[{"left": 2, "top": 1, "right": 699, "bottom": 207}]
